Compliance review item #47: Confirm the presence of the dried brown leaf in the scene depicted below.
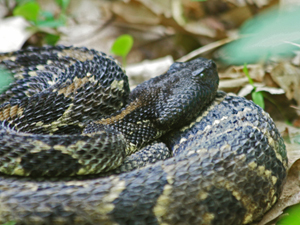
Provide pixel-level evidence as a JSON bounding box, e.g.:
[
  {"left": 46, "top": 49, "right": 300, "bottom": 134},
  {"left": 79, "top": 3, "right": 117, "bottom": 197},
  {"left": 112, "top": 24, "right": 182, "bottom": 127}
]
[
  {"left": 219, "top": 77, "right": 249, "bottom": 89},
  {"left": 270, "top": 62, "right": 300, "bottom": 105},
  {"left": 184, "top": 20, "right": 216, "bottom": 38},
  {"left": 219, "top": 6, "right": 252, "bottom": 28},
  {"left": 171, "top": 0, "right": 186, "bottom": 26},
  {"left": 126, "top": 56, "right": 174, "bottom": 88},
  {"left": 220, "top": 64, "right": 265, "bottom": 81},
  {"left": 112, "top": 1, "right": 160, "bottom": 25},
  {"left": 177, "top": 36, "right": 238, "bottom": 62},
  {"left": 137, "top": 0, "right": 172, "bottom": 17},
  {"left": 238, "top": 84, "right": 285, "bottom": 97},
  {"left": 181, "top": 0, "right": 205, "bottom": 19},
  {"left": 225, "top": 0, "right": 271, "bottom": 7}
]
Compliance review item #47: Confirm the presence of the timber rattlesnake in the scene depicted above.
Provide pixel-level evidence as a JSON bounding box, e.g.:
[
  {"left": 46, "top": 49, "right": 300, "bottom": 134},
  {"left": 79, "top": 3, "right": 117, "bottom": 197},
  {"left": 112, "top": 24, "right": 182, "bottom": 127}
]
[{"left": 0, "top": 46, "right": 287, "bottom": 225}]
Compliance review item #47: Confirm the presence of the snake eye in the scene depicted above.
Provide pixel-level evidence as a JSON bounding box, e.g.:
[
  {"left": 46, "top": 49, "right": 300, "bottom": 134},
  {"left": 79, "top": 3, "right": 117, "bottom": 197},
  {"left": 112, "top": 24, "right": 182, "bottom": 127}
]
[{"left": 191, "top": 67, "right": 205, "bottom": 78}]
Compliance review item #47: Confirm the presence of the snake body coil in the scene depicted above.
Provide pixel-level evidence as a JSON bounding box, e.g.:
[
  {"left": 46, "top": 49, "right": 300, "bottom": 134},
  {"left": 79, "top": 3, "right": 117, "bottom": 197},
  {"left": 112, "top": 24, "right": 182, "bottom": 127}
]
[{"left": 0, "top": 46, "right": 287, "bottom": 225}]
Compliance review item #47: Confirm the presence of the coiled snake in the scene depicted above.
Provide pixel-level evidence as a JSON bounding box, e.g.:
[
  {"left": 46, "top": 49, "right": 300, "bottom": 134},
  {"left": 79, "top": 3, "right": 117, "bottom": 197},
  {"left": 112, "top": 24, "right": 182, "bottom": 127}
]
[{"left": 0, "top": 46, "right": 287, "bottom": 225}]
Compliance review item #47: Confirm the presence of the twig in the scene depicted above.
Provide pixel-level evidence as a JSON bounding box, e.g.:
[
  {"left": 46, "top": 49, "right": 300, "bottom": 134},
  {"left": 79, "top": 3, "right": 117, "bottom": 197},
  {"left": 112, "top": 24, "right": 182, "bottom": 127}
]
[{"left": 176, "top": 35, "right": 239, "bottom": 62}]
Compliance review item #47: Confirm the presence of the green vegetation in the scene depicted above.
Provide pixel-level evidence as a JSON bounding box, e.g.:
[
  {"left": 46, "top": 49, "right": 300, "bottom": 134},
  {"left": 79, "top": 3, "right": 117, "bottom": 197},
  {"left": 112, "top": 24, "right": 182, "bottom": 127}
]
[
  {"left": 111, "top": 34, "right": 134, "bottom": 66},
  {"left": 220, "top": 6, "right": 300, "bottom": 64},
  {"left": 0, "top": 67, "right": 14, "bottom": 94},
  {"left": 243, "top": 63, "right": 265, "bottom": 109},
  {"left": 277, "top": 203, "right": 300, "bottom": 225},
  {"left": 2, "top": 221, "right": 17, "bottom": 225},
  {"left": 12, "top": 0, "right": 70, "bottom": 45}
]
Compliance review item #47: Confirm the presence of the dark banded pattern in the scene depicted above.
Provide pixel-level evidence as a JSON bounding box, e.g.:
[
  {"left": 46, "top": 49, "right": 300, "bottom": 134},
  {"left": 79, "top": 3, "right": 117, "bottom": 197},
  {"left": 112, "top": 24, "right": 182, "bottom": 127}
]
[{"left": 0, "top": 46, "right": 287, "bottom": 225}]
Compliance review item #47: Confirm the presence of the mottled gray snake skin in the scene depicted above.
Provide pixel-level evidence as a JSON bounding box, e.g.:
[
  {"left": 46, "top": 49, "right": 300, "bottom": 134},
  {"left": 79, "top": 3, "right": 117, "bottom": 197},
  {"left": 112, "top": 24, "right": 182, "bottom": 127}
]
[{"left": 0, "top": 46, "right": 287, "bottom": 225}]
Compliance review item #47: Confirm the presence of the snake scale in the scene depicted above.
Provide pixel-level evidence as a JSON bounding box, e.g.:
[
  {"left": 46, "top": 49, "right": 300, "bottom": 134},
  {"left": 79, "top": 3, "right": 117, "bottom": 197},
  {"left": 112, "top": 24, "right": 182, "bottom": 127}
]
[{"left": 0, "top": 45, "right": 287, "bottom": 225}]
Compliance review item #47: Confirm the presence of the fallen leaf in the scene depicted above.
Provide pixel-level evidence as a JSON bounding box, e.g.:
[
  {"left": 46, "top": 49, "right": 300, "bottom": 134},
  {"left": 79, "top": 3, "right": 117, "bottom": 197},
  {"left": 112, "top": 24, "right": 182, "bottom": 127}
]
[
  {"left": 0, "top": 17, "right": 32, "bottom": 52},
  {"left": 218, "top": 6, "right": 300, "bottom": 64},
  {"left": 137, "top": 0, "right": 172, "bottom": 17},
  {"left": 126, "top": 55, "right": 174, "bottom": 88},
  {"left": 184, "top": 20, "right": 216, "bottom": 38},
  {"left": 220, "top": 64, "right": 265, "bottom": 82},
  {"left": 291, "top": 51, "right": 300, "bottom": 66},
  {"left": 270, "top": 62, "right": 300, "bottom": 105},
  {"left": 226, "top": 0, "right": 271, "bottom": 7},
  {"left": 237, "top": 84, "right": 285, "bottom": 97},
  {"left": 219, "top": 77, "right": 249, "bottom": 89},
  {"left": 112, "top": 1, "right": 160, "bottom": 25}
]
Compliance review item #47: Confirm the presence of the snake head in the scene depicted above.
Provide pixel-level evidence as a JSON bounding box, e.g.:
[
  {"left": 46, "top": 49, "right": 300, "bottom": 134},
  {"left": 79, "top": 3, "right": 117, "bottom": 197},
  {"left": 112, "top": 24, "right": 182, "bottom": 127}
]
[
  {"left": 159, "top": 58, "right": 219, "bottom": 129},
  {"left": 93, "top": 58, "right": 220, "bottom": 149},
  {"left": 128, "top": 58, "right": 219, "bottom": 131},
  {"left": 168, "top": 58, "right": 218, "bottom": 88}
]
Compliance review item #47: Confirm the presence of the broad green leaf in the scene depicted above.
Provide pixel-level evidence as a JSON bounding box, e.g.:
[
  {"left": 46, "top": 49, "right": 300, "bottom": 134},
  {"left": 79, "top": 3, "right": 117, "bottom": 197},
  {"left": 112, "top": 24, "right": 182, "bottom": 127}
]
[
  {"left": 277, "top": 203, "right": 300, "bottom": 225},
  {"left": 252, "top": 91, "right": 265, "bottom": 109},
  {"left": 2, "top": 221, "right": 17, "bottom": 225},
  {"left": 111, "top": 34, "right": 134, "bottom": 58},
  {"left": 13, "top": 2, "right": 40, "bottom": 22},
  {"left": 219, "top": 6, "right": 300, "bottom": 64},
  {"left": 0, "top": 67, "right": 14, "bottom": 94},
  {"left": 44, "top": 34, "right": 60, "bottom": 45}
]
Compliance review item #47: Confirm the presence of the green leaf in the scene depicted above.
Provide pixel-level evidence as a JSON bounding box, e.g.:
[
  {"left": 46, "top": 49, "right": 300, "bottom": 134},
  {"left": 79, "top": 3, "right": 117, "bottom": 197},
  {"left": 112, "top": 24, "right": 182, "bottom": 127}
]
[
  {"left": 37, "top": 9, "right": 66, "bottom": 28},
  {"left": 0, "top": 67, "right": 14, "bottom": 94},
  {"left": 40, "top": 10, "right": 55, "bottom": 20},
  {"left": 35, "top": 19, "right": 65, "bottom": 28},
  {"left": 13, "top": 1, "right": 40, "bottom": 22},
  {"left": 15, "top": 0, "right": 33, "bottom": 4},
  {"left": 244, "top": 63, "right": 265, "bottom": 109},
  {"left": 243, "top": 63, "right": 254, "bottom": 87},
  {"left": 111, "top": 34, "right": 134, "bottom": 58},
  {"left": 58, "top": 13, "right": 67, "bottom": 24},
  {"left": 219, "top": 6, "right": 300, "bottom": 65},
  {"left": 44, "top": 34, "right": 60, "bottom": 45},
  {"left": 2, "top": 221, "right": 17, "bottom": 225},
  {"left": 277, "top": 203, "right": 300, "bottom": 225},
  {"left": 252, "top": 91, "right": 265, "bottom": 109},
  {"left": 55, "top": 0, "right": 70, "bottom": 12}
]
